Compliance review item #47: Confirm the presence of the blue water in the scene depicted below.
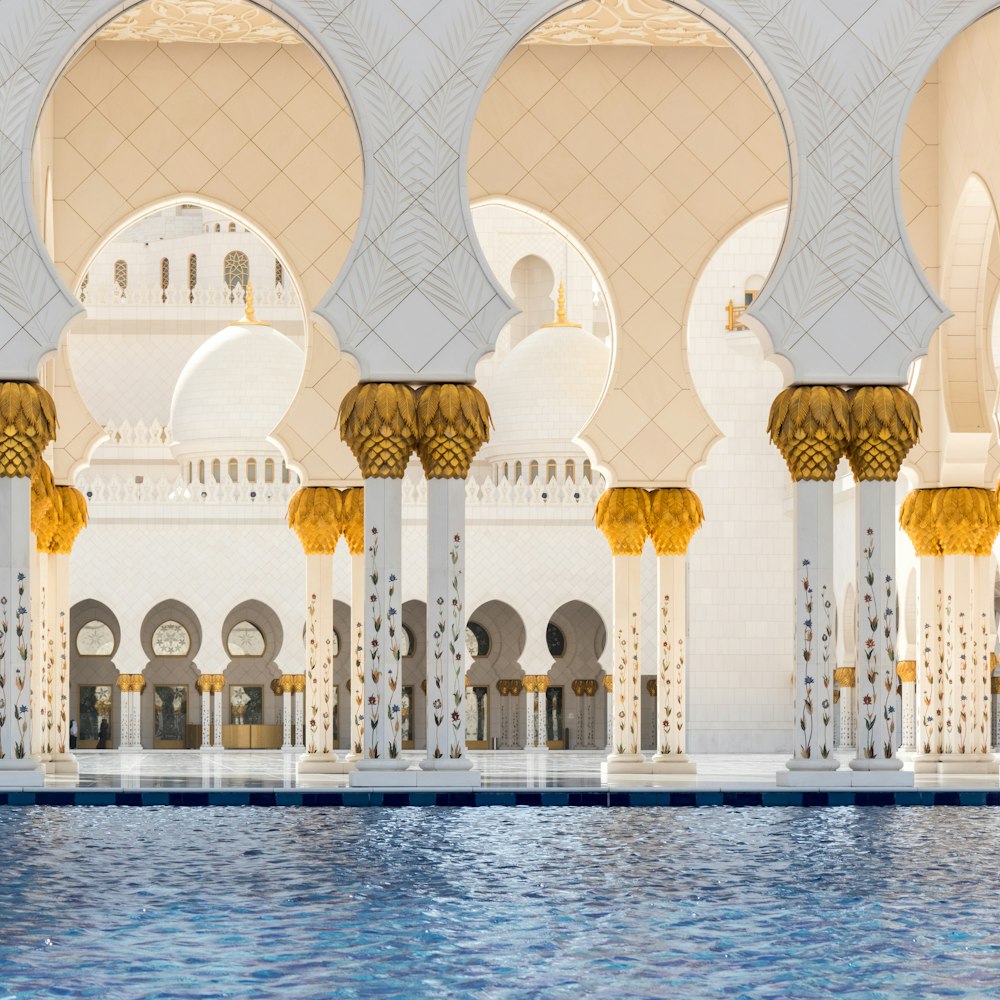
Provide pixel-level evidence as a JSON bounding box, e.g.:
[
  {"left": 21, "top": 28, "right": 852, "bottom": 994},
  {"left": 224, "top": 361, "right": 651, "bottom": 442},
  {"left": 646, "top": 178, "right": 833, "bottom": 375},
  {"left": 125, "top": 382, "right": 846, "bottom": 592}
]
[{"left": 1, "top": 807, "right": 999, "bottom": 999}]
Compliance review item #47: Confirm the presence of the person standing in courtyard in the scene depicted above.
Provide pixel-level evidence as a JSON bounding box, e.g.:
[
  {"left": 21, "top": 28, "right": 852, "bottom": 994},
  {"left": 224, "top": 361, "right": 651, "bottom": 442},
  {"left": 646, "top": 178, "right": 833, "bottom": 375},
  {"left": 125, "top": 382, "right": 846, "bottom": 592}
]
[
  {"left": 69, "top": 719, "right": 78, "bottom": 750},
  {"left": 96, "top": 718, "right": 109, "bottom": 750}
]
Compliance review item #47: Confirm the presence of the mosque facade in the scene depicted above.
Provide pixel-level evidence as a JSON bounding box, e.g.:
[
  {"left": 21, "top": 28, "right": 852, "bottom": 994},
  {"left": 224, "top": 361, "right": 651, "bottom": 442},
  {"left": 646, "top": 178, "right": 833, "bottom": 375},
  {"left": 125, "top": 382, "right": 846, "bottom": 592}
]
[{"left": 0, "top": 0, "right": 999, "bottom": 788}]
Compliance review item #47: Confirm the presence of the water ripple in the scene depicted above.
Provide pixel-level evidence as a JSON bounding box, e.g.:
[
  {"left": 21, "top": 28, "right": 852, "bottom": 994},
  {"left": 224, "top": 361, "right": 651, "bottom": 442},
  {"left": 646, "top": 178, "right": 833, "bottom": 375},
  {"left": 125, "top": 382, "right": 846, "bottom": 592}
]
[{"left": 1, "top": 807, "right": 1000, "bottom": 998}]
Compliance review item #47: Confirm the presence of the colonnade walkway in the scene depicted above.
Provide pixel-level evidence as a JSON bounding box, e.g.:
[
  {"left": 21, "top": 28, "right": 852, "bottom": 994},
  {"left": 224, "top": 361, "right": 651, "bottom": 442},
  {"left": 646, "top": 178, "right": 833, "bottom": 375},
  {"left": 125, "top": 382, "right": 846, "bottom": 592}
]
[{"left": 35, "top": 750, "right": 1000, "bottom": 792}]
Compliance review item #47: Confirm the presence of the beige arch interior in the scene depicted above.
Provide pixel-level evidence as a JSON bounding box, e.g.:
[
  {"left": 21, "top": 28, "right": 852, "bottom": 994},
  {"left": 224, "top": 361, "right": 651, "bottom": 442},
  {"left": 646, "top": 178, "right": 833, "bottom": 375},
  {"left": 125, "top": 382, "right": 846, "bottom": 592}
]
[{"left": 469, "top": 3, "right": 789, "bottom": 486}]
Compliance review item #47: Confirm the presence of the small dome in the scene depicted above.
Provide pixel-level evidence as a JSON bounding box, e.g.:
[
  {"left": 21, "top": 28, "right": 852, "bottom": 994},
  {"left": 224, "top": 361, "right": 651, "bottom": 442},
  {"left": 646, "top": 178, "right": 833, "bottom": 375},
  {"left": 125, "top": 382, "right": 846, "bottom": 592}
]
[
  {"left": 482, "top": 326, "right": 609, "bottom": 460},
  {"left": 169, "top": 319, "right": 303, "bottom": 456}
]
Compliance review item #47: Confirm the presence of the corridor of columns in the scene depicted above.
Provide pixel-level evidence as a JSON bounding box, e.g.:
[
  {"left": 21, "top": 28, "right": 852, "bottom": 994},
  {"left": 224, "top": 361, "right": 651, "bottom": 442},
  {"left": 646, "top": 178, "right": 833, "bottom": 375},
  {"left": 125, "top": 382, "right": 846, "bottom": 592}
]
[{"left": 4, "top": 0, "right": 1000, "bottom": 794}]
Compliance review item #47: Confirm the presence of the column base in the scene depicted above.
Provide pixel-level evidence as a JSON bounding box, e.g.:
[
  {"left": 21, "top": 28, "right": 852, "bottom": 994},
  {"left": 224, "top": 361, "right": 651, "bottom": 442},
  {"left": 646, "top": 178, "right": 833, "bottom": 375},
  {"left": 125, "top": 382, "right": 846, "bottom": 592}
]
[
  {"left": 344, "top": 751, "right": 363, "bottom": 762},
  {"left": 419, "top": 757, "right": 475, "bottom": 771},
  {"left": 0, "top": 760, "right": 46, "bottom": 787},
  {"left": 649, "top": 754, "right": 698, "bottom": 775},
  {"left": 49, "top": 753, "right": 79, "bottom": 775},
  {"left": 349, "top": 768, "right": 482, "bottom": 788},
  {"left": 118, "top": 744, "right": 143, "bottom": 753},
  {"left": 912, "top": 753, "right": 999, "bottom": 775},
  {"left": 849, "top": 757, "right": 904, "bottom": 772},
  {"left": 785, "top": 757, "right": 842, "bottom": 772},
  {"left": 776, "top": 769, "right": 852, "bottom": 787},
  {"left": 524, "top": 745, "right": 548, "bottom": 752},
  {"left": 297, "top": 752, "right": 353, "bottom": 774},
  {"left": 281, "top": 744, "right": 295, "bottom": 752}
]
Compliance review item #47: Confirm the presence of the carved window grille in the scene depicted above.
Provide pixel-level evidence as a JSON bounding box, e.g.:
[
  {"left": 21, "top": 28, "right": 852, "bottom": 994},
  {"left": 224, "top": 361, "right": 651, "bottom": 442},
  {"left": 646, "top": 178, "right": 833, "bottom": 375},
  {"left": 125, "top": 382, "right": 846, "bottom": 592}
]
[
  {"left": 530, "top": 460, "right": 539, "bottom": 484},
  {"left": 114, "top": 259, "right": 128, "bottom": 292},
  {"left": 152, "top": 620, "right": 190, "bottom": 657},
  {"left": 227, "top": 621, "right": 265, "bottom": 657},
  {"left": 224, "top": 250, "right": 249, "bottom": 296},
  {"left": 198, "top": 460, "right": 205, "bottom": 485},
  {"left": 246, "top": 458, "right": 257, "bottom": 483},
  {"left": 212, "top": 459, "right": 221, "bottom": 483},
  {"left": 264, "top": 458, "right": 274, "bottom": 484},
  {"left": 583, "top": 460, "right": 592, "bottom": 483},
  {"left": 546, "top": 459, "right": 557, "bottom": 483},
  {"left": 188, "top": 254, "right": 197, "bottom": 303},
  {"left": 228, "top": 222, "right": 237, "bottom": 233},
  {"left": 565, "top": 459, "right": 575, "bottom": 482},
  {"left": 514, "top": 461, "right": 522, "bottom": 482},
  {"left": 228, "top": 458, "right": 239, "bottom": 482},
  {"left": 281, "top": 461, "right": 290, "bottom": 484},
  {"left": 160, "top": 257, "right": 169, "bottom": 302},
  {"left": 275, "top": 259, "right": 283, "bottom": 287},
  {"left": 77, "top": 620, "right": 114, "bottom": 656}
]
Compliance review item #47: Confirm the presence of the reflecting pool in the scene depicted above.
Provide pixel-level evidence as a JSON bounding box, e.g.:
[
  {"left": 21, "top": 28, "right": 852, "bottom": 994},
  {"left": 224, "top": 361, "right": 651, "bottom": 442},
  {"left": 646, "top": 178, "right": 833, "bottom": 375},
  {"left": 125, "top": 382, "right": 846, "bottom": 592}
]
[{"left": 2, "top": 807, "right": 999, "bottom": 998}]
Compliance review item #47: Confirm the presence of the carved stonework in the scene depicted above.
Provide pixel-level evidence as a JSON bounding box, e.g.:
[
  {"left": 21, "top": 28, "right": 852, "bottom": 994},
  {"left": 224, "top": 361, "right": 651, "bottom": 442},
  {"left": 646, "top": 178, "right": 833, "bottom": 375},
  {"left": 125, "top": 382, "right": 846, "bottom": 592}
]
[
  {"left": 524, "top": 1, "right": 727, "bottom": 47},
  {"left": 96, "top": 0, "right": 302, "bottom": 45}
]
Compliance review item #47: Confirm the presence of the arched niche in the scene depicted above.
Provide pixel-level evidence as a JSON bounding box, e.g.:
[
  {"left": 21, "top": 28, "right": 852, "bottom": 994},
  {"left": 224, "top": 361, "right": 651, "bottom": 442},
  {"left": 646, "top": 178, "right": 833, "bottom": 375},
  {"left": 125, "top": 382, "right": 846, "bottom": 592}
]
[{"left": 69, "top": 599, "right": 122, "bottom": 749}]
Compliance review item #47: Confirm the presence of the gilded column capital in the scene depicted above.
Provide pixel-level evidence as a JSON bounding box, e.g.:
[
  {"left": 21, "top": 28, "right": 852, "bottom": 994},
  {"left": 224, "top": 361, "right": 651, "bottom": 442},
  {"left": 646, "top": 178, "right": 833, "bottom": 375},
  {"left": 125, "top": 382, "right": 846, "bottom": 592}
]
[
  {"left": 603, "top": 675, "right": 613, "bottom": 693},
  {"left": 648, "top": 488, "right": 704, "bottom": 556},
  {"left": 572, "top": 679, "right": 599, "bottom": 696},
  {"left": 900, "top": 487, "right": 999, "bottom": 557},
  {"left": 30, "top": 459, "right": 55, "bottom": 543},
  {"left": 595, "top": 487, "right": 651, "bottom": 556},
  {"left": 571, "top": 679, "right": 586, "bottom": 696},
  {"left": 833, "top": 667, "right": 856, "bottom": 688},
  {"left": 847, "top": 386, "right": 920, "bottom": 482},
  {"left": 415, "top": 383, "right": 491, "bottom": 479},
  {"left": 196, "top": 675, "right": 214, "bottom": 694},
  {"left": 508, "top": 678, "right": 523, "bottom": 697},
  {"left": 290, "top": 674, "right": 306, "bottom": 693},
  {"left": 44, "top": 486, "right": 88, "bottom": 554},
  {"left": 896, "top": 660, "right": 917, "bottom": 683},
  {"left": 767, "top": 385, "right": 850, "bottom": 482},
  {"left": 535, "top": 676, "right": 549, "bottom": 693},
  {"left": 992, "top": 676, "right": 1000, "bottom": 695},
  {"left": 646, "top": 678, "right": 657, "bottom": 696},
  {"left": 213, "top": 674, "right": 227, "bottom": 693},
  {"left": 288, "top": 486, "right": 342, "bottom": 555},
  {"left": 339, "top": 382, "right": 418, "bottom": 478},
  {"left": 522, "top": 675, "right": 537, "bottom": 693},
  {"left": 117, "top": 673, "right": 146, "bottom": 693},
  {"left": 270, "top": 678, "right": 283, "bottom": 696},
  {"left": 341, "top": 487, "right": 364, "bottom": 555},
  {"left": 0, "top": 381, "right": 58, "bottom": 478}
]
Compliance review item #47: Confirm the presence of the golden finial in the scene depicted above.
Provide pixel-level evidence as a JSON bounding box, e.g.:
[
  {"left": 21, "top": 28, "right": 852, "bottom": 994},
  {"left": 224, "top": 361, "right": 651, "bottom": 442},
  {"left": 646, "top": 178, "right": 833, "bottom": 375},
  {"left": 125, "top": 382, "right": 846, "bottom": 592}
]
[
  {"left": 541, "top": 281, "right": 582, "bottom": 329},
  {"left": 238, "top": 282, "right": 266, "bottom": 325}
]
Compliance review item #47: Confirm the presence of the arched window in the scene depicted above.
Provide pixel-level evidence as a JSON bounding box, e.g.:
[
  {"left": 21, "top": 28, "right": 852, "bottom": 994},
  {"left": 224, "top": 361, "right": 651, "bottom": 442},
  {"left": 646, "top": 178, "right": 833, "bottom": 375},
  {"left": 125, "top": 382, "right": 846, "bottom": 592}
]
[
  {"left": 281, "top": 461, "right": 290, "bottom": 484},
  {"left": 264, "top": 458, "right": 274, "bottom": 483},
  {"left": 275, "top": 259, "right": 283, "bottom": 287},
  {"left": 530, "top": 460, "right": 539, "bottom": 484},
  {"left": 77, "top": 620, "right": 114, "bottom": 656},
  {"left": 187, "top": 462, "right": 192, "bottom": 484},
  {"left": 583, "top": 460, "right": 592, "bottom": 483},
  {"left": 198, "top": 460, "right": 205, "bottom": 485},
  {"left": 114, "top": 259, "right": 128, "bottom": 292},
  {"left": 565, "top": 459, "right": 575, "bottom": 482},
  {"left": 228, "top": 222, "right": 237, "bottom": 233},
  {"left": 227, "top": 620, "right": 265, "bottom": 657},
  {"left": 214, "top": 223, "right": 221, "bottom": 233},
  {"left": 188, "top": 254, "right": 197, "bottom": 303},
  {"left": 246, "top": 458, "right": 257, "bottom": 483},
  {"left": 546, "top": 622, "right": 566, "bottom": 658},
  {"left": 224, "top": 250, "right": 249, "bottom": 294},
  {"left": 514, "top": 461, "right": 522, "bottom": 482},
  {"left": 402, "top": 624, "right": 414, "bottom": 658},
  {"left": 546, "top": 459, "right": 557, "bottom": 483},
  {"left": 152, "top": 620, "right": 191, "bottom": 656},
  {"left": 228, "top": 458, "right": 239, "bottom": 482},
  {"left": 465, "top": 621, "right": 490, "bottom": 659},
  {"left": 211, "top": 459, "right": 221, "bottom": 483},
  {"left": 503, "top": 462, "right": 509, "bottom": 480}
]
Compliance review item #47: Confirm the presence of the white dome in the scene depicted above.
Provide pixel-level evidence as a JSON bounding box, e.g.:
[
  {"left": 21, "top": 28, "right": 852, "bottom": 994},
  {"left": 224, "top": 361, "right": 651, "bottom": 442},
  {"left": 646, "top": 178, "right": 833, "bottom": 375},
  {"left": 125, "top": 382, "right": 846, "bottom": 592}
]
[
  {"left": 483, "top": 326, "right": 609, "bottom": 460},
  {"left": 169, "top": 321, "right": 304, "bottom": 456}
]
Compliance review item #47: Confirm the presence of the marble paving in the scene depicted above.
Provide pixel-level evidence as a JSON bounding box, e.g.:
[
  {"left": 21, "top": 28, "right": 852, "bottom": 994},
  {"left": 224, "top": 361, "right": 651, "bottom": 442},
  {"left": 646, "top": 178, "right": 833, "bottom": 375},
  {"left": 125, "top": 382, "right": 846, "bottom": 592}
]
[{"left": 31, "top": 749, "right": 1000, "bottom": 791}]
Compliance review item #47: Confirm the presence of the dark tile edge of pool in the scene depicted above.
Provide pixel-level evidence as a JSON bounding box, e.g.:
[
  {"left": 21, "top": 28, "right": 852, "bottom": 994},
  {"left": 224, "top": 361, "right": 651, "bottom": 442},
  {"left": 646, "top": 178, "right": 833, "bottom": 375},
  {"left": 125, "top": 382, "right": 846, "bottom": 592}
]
[{"left": 0, "top": 789, "right": 999, "bottom": 807}]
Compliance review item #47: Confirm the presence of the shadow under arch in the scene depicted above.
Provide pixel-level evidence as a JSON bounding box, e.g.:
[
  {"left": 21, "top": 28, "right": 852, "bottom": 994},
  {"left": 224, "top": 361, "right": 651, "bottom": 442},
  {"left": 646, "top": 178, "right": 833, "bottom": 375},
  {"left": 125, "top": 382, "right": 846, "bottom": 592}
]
[{"left": 23, "top": 0, "right": 364, "bottom": 379}]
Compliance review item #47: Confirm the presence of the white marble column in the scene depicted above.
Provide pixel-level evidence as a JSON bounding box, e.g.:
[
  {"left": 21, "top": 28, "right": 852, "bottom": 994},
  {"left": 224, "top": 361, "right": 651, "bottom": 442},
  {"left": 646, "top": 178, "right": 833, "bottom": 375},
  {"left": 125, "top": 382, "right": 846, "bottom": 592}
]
[
  {"left": 346, "top": 551, "right": 365, "bottom": 760},
  {"left": 199, "top": 678, "right": 212, "bottom": 750},
  {"left": 281, "top": 687, "right": 292, "bottom": 751},
  {"left": 294, "top": 683, "right": 304, "bottom": 749},
  {"left": 850, "top": 480, "right": 905, "bottom": 778},
  {"left": 117, "top": 676, "right": 143, "bottom": 752},
  {"left": 301, "top": 552, "right": 338, "bottom": 766},
  {"left": 0, "top": 477, "right": 43, "bottom": 784},
  {"left": 606, "top": 554, "right": 643, "bottom": 770},
  {"left": 836, "top": 671, "right": 856, "bottom": 749},
  {"left": 29, "top": 546, "right": 49, "bottom": 767},
  {"left": 212, "top": 682, "right": 224, "bottom": 750},
  {"left": 916, "top": 555, "right": 944, "bottom": 756},
  {"left": 421, "top": 477, "right": 474, "bottom": 774},
  {"left": 524, "top": 685, "right": 536, "bottom": 750},
  {"left": 604, "top": 676, "right": 613, "bottom": 749},
  {"left": 354, "top": 477, "right": 407, "bottom": 774},
  {"left": 899, "top": 664, "right": 916, "bottom": 752},
  {"left": 784, "top": 480, "right": 839, "bottom": 778},
  {"left": 651, "top": 554, "right": 695, "bottom": 773},
  {"left": 48, "top": 553, "right": 75, "bottom": 772}
]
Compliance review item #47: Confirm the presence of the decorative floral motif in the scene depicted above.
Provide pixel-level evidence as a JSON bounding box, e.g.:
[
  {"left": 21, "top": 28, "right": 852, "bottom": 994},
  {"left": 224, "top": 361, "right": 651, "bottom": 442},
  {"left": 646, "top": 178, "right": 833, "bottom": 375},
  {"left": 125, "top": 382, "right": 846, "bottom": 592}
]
[
  {"left": 448, "top": 534, "right": 464, "bottom": 759},
  {"left": 858, "top": 531, "right": 895, "bottom": 760},
  {"left": 0, "top": 595, "right": 7, "bottom": 758}
]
